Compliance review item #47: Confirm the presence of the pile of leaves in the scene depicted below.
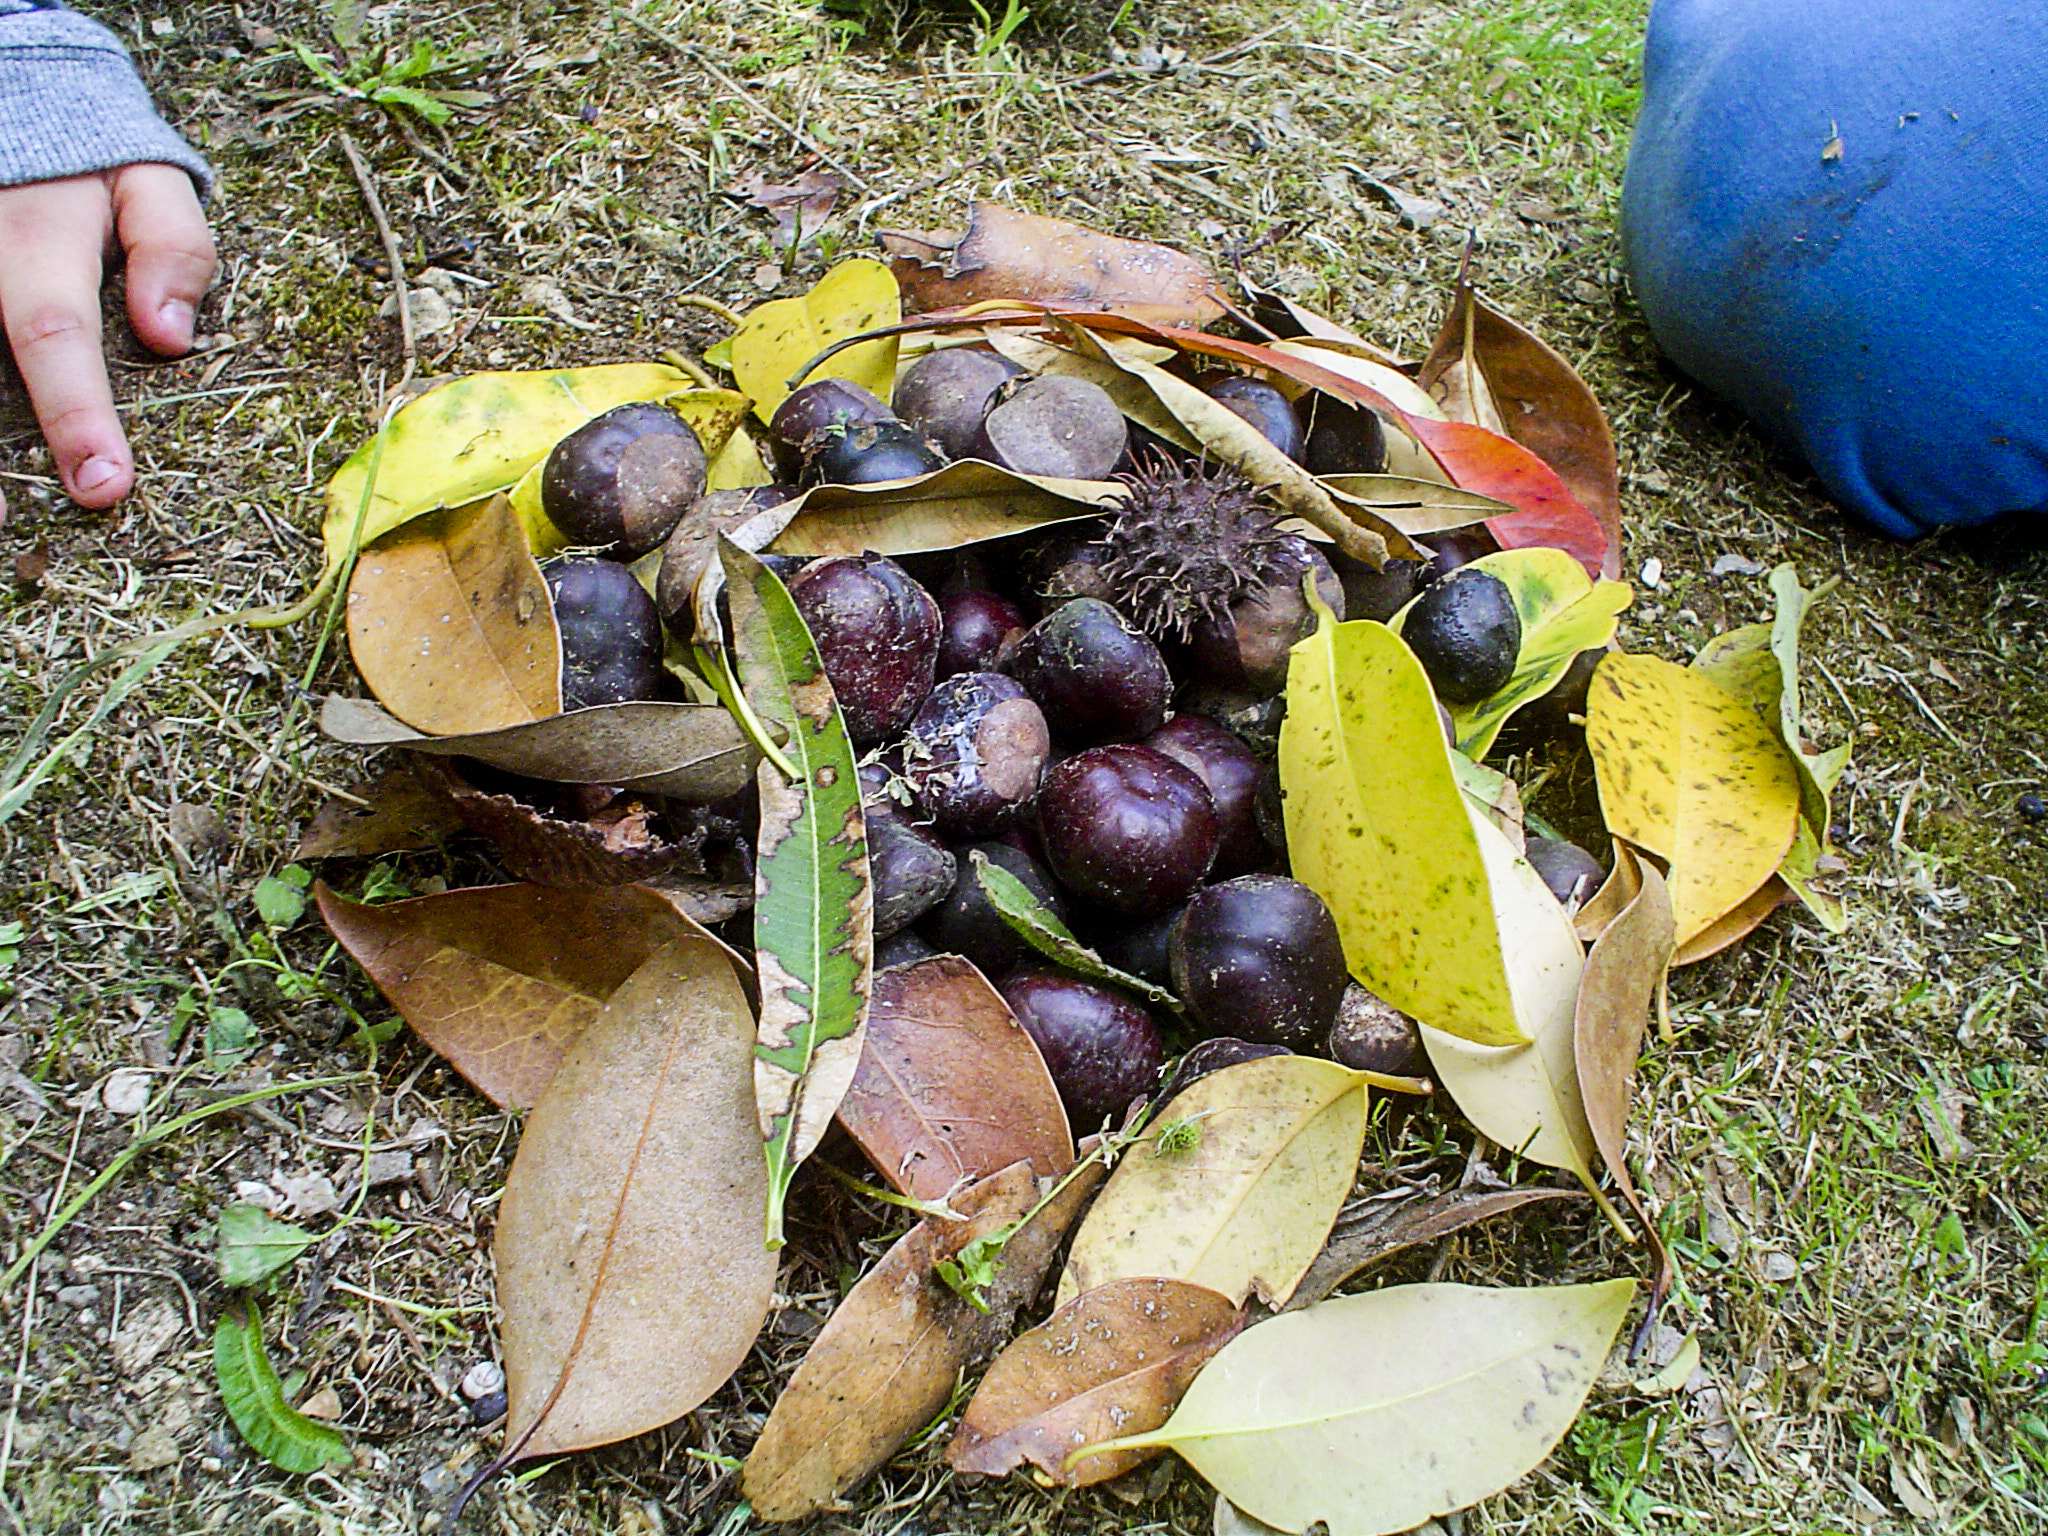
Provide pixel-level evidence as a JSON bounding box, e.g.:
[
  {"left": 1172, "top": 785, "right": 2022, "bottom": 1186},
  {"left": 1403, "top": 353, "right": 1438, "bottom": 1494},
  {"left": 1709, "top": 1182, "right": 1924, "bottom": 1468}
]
[{"left": 226, "top": 205, "right": 1848, "bottom": 1532}]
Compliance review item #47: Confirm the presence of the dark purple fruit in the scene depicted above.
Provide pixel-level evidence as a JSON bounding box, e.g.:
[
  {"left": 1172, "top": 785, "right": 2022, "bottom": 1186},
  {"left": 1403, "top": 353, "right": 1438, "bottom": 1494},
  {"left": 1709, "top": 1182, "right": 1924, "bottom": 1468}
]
[
  {"left": 1184, "top": 536, "right": 1345, "bottom": 697},
  {"left": 803, "top": 419, "right": 947, "bottom": 487},
  {"left": 1000, "top": 970, "right": 1164, "bottom": 1129},
  {"left": 866, "top": 813, "right": 958, "bottom": 939},
  {"left": 902, "top": 673, "right": 1051, "bottom": 837},
  {"left": 922, "top": 842, "right": 1064, "bottom": 979},
  {"left": 1333, "top": 552, "right": 1429, "bottom": 624},
  {"left": 1420, "top": 528, "right": 1501, "bottom": 579},
  {"left": 937, "top": 588, "right": 1027, "bottom": 678},
  {"left": 768, "top": 379, "right": 892, "bottom": 476},
  {"left": 1401, "top": 566, "right": 1522, "bottom": 705},
  {"left": 874, "top": 928, "right": 938, "bottom": 971},
  {"left": 1144, "top": 715, "right": 1270, "bottom": 879},
  {"left": 1153, "top": 1037, "right": 1292, "bottom": 1106},
  {"left": 1093, "top": 903, "right": 1183, "bottom": 989},
  {"left": 1299, "top": 394, "right": 1387, "bottom": 476},
  {"left": 1523, "top": 837, "right": 1606, "bottom": 910},
  {"left": 1037, "top": 744, "right": 1218, "bottom": 915},
  {"left": 1005, "top": 597, "right": 1172, "bottom": 744},
  {"left": 654, "top": 484, "right": 796, "bottom": 638},
  {"left": 893, "top": 348, "right": 1028, "bottom": 460},
  {"left": 974, "top": 376, "right": 1128, "bottom": 481},
  {"left": 1197, "top": 372, "right": 1305, "bottom": 461},
  {"left": 1326, "top": 984, "right": 1428, "bottom": 1082},
  {"left": 788, "top": 555, "right": 941, "bottom": 744},
  {"left": 1170, "top": 875, "right": 1347, "bottom": 1048},
  {"left": 543, "top": 557, "right": 666, "bottom": 709},
  {"left": 541, "top": 403, "right": 708, "bottom": 558}
]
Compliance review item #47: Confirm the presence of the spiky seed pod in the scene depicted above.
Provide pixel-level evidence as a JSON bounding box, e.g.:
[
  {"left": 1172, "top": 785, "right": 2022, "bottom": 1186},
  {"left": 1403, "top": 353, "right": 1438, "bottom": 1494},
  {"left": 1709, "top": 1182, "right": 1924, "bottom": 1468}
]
[{"left": 1097, "top": 459, "right": 1293, "bottom": 640}]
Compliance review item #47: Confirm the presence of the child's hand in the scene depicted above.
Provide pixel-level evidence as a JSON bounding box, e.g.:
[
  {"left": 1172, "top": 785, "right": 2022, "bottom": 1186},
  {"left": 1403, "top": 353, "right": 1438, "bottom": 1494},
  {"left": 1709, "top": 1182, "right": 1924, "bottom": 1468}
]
[{"left": 0, "top": 162, "right": 216, "bottom": 523}]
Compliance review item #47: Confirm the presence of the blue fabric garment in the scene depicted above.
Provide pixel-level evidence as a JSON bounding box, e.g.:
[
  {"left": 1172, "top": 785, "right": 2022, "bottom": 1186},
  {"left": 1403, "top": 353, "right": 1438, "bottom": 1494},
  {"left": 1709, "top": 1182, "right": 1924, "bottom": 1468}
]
[
  {"left": 1620, "top": 0, "right": 2048, "bottom": 538},
  {"left": 0, "top": 1, "right": 212, "bottom": 194}
]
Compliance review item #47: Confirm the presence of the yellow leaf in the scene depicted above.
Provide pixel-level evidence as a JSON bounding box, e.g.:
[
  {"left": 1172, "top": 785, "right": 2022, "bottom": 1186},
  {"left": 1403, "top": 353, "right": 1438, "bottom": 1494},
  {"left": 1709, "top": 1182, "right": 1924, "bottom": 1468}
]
[
  {"left": 1585, "top": 653, "right": 1802, "bottom": 948},
  {"left": 1281, "top": 620, "right": 1585, "bottom": 1047},
  {"left": 729, "top": 258, "right": 900, "bottom": 424},
  {"left": 322, "top": 364, "right": 693, "bottom": 566},
  {"left": 1055, "top": 1056, "right": 1369, "bottom": 1310}
]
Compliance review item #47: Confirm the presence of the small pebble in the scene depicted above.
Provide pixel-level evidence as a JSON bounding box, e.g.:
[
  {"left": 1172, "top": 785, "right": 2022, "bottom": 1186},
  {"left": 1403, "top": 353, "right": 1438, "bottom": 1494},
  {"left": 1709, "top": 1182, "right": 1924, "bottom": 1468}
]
[
  {"left": 469, "top": 1389, "right": 507, "bottom": 1425},
  {"left": 460, "top": 1360, "right": 504, "bottom": 1400},
  {"left": 2018, "top": 793, "right": 2046, "bottom": 822}
]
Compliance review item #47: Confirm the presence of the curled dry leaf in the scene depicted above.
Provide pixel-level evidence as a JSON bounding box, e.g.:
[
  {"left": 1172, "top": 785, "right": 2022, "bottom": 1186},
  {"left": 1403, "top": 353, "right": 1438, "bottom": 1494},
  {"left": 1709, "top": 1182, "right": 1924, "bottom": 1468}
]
[
  {"left": 322, "top": 362, "right": 694, "bottom": 566},
  {"left": 1056, "top": 1055, "right": 1371, "bottom": 1310},
  {"left": 837, "top": 955, "right": 1074, "bottom": 1204},
  {"left": 770, "top": 459, "right": 1114, "bottom": 561},
  {"left": 1574, "top": 864, "right": 1676, "bottom": 1317},
  {"left": 320, "top": 694, "right": 759, "bottom": 802},
  {"left": 294, "top": 767, "right": 467, "bottom": 860},
  {"left": 343, "top": 493, "right": 562, "bottom": 737},
  {"left": 949, "top": 1276, "right": 1243, "bottom": 1486},
  {"left": 882, "top": 202, "right": 1228, "bottom": 327},
  {"left": 1584, "top": 653, "right": 1802, "bottom": 950},
  {"left": 495, "top": 934, "right": 775, "bottom": 1460},
  {"left": 313, "top": 880, "right": 729, "bottom": 1110},
  {"left": 1078, "top": 1279, "right": 1635, "bottom": 1536},
  {"left": 1417, "top": 282, "right": 1623, "bottom": 578},
  {"left": 741, "top": 1157, "right": 1105, "bottom": 1522},
  {"left": 1287, "top": 1186, "right": 1588, "bottom": 1312}
]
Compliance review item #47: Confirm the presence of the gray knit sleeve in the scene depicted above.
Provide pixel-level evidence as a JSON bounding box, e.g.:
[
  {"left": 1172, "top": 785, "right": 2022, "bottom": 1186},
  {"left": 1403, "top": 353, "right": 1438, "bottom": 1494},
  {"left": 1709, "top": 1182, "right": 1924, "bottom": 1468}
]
[{"left": 0, "top": 1, "right": 212, "bottom": 194}]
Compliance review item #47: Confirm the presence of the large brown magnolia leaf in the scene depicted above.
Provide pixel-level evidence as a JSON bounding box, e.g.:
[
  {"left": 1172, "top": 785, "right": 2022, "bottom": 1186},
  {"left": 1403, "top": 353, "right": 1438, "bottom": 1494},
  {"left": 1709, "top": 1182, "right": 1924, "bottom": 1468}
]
[
  {"left": 496, "top": 935, "right": 774, "bottom": 1461},
  {"left": 313, "top": 881, "right": 721, "bottom": 1109},
  {"left": 881, "top": 203, "right": 1228, "bottom": 327},
  {"left": 837, "top": 956, "right": 1073, "bottom": 1203},
  {"left": 742, "top": 1157, "right": 1105, "bottom": 1522},
  {"left": 1417, "top": 282, "right": 1624, "bottom": 579},
  {"left": 948, "top": 1277, "right": 1243, "bottom": 1486},
  {"left": 343, "top": 493, "right": 562, "bottom": 735},
  {"left": 294, "top": 768, "right": 467, "bottom": 859},
  {"left": 1286, "top": 1185, "right": 1588, "bottom": 1312},
  {"left": 1575, "top": 863, "right": 1677, "bottom": 1323}
]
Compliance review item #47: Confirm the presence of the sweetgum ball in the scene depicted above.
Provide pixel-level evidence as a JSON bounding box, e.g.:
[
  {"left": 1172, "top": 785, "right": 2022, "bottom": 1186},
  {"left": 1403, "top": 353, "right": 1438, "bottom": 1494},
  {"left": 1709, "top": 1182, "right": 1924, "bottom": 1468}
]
[
  {"left": 543, "top": 557, "right": 666, "bottom": 709},
  {"left": 1037, "top": 744, "right": 1218, "bottom": 915},
  {"left": 787, "top": 555, "right": 940, "bottom": 744},
  {"left": 541, "top": 402, "right": 708, "bottom": 558},
  {"left": 902, "top": 672, "right": 1051, "bottom": 837},
  {"left": 1170, "top": 875, "right": 1348, "bottom": 1048},
  {"left": 1001, "top": 970, "right": 1163, "bottom": 1129}
]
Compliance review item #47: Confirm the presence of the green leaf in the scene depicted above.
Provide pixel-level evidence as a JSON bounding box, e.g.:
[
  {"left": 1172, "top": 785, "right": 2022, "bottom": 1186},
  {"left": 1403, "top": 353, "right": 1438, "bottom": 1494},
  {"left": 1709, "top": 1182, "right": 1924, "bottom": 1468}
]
[
  {"left": 205, "top": 1007, "right": 258, "bottom": 1067},
  {"left": 0, "top": 919, "right": 24, "bottom": 971},
  {"left": 1393, "top": 547, "right": 1631, "bottom": 761},
  {"left": 720, "top": 539, "right": 873, "bottom": 1248},
  {"left": 370, "top": 83, "right": 452, "bottom": 125},
  {"left": 216, "top": 1205, "right": 318, "bottom": 1288},
  {"left": 728, "top": 258, "right": 900, "bottom": 424},
  {"left": 972, "top": 851, "right": 1180, "bottom": 1010},
  {"left": 254, "top": 866, "right": 313, "bottom": 930},
  {"left": 320, "top": 364, "right": 706, "bottom": 567},
  {"left": 214, "top": 1303, "right": 352, "bottom": 1474},
  {"left": 1280, "top": 618, "right": 1581, "bottom": 1048},
  {"left": 1079, "top": 1279, "right": 1635, "bottom": 1534}
]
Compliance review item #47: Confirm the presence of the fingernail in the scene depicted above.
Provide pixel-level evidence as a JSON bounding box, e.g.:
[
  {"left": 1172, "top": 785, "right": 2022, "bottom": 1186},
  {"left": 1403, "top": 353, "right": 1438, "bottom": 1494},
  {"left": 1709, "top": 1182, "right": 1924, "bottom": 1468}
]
[
  {"left": 75, "top": 457, "right": 121, "bottom": 494},
  {"left": 160, "top": 299, "right": 195, "bottom": 337}
]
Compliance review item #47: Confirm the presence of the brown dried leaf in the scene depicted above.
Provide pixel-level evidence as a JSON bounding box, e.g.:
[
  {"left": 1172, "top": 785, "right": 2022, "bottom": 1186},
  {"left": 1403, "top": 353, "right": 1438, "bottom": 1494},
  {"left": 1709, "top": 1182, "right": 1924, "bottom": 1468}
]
[
  {"left": 738, "top": 167, "right": 844, "bottom": 247},
  {"left": 948, "top": 1277, "right": 1242, "bottom": 1486},
  {"left": 1417, "top": 283, "right": 1623, "bottom": 579},
  {"left": 838, "top": 956, "right": 1073, "bottom": 1203},
  {"left": 1575, "top": 863, "right": 1676, "bottom": 1316},
  {"left": 294, "top": 767, "right": 467, "bottom": 859},
  {"left": 741, "top": 1156, "right": 1105, "bottom": 1521},
  {"left": 343, "top": 493, "right": 562, "bottom": 735},
  {"left": 881, "top": 203, "right": 1228, "bottom": 327},
  {"left": 1287, "top": 1186, "right": 1588, "bottom": 1312},
  {"left": 313, "top": 881, "right": 721, "bottom": 1109},
  {"left": 319, "top": 694, "right": 759, "bottom": 802},
  {"left": 496, "top": 935, "right": 774, "bottom": 1459}
]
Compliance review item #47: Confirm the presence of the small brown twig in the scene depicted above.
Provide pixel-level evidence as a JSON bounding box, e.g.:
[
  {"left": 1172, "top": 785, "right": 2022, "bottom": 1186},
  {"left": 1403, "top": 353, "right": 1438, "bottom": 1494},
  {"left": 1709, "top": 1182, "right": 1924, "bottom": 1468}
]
[
  {"left": 621, "top": 12, "right": 871, "bottom": 193},
  {"left": 338, "top": 132, "right": 415, "bottom": 375}
]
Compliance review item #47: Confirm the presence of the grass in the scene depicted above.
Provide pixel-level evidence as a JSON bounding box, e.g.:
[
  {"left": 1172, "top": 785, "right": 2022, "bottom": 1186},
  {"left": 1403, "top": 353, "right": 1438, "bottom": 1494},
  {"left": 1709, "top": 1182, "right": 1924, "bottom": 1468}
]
[{"left": 3, "top": 0, "right": 2047, "bottom": 1531}]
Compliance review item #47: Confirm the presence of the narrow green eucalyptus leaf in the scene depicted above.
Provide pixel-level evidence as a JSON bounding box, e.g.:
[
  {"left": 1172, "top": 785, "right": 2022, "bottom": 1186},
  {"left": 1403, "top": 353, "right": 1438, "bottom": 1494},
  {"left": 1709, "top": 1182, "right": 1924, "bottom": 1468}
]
[
  {"left": 216, "top": 1205, "right": 318, "bottom": 1288},
  {"left": 972, "top": 852, "right": 1181, "bottom": 1011},
  {"left": 214, "top": 1303, "right": 352, "bottom": 1474},
  {"left": 719, "top": 538, "right": 872, "bottom": 1249}
]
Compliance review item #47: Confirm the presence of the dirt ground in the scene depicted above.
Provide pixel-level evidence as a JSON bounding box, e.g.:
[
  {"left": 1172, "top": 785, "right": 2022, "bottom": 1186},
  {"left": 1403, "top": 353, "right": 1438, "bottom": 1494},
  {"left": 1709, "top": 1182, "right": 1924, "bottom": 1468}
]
[{"left": 2, "top": 1, "right": 2046, "bottom": 1533}]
